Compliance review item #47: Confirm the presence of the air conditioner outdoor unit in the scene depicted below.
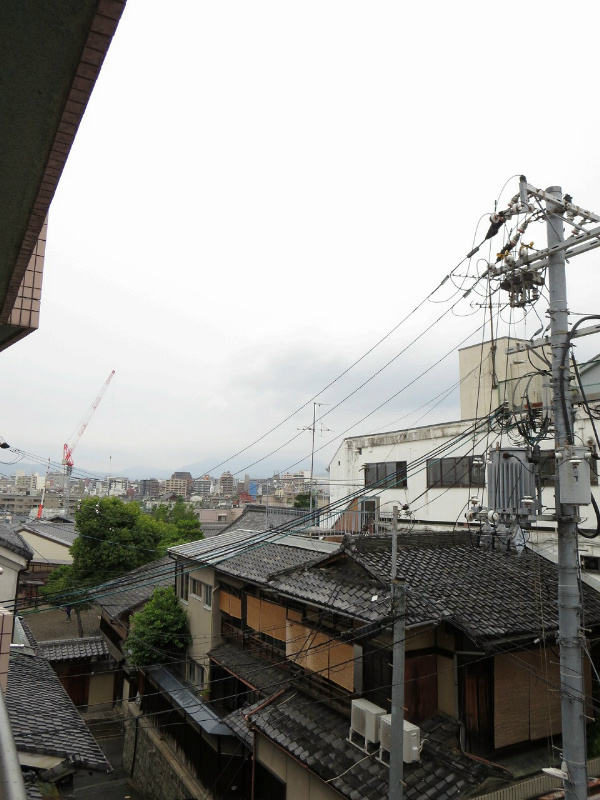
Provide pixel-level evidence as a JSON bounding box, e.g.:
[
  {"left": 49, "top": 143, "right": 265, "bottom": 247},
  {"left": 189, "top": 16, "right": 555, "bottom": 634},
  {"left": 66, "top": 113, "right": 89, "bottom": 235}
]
[
  {"left": 349, "top": 699, "right": 386, "bottom": 751},
  {"left": 378, "top": 715, "right": 421, "bottom": 764}
]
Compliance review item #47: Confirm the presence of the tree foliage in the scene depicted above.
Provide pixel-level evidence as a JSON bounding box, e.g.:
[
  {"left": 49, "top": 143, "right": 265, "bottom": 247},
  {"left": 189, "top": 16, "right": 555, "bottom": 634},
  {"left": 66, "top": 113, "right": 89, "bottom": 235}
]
[
  {"left": 126, "top": 586, "right": 191, "bottom": 667},
  {"left": 43, "top": 497, "right": 203, "bottom": 606},
  {"left": 293, "top": 492, "right": 311, "bottom": 509}
]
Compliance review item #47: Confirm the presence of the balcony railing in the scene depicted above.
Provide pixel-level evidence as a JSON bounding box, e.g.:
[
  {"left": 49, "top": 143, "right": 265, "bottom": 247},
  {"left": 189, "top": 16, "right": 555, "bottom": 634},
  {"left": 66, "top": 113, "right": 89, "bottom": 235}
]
[{"left": 220, "top": 621, "right": 351, "bottom": 715}]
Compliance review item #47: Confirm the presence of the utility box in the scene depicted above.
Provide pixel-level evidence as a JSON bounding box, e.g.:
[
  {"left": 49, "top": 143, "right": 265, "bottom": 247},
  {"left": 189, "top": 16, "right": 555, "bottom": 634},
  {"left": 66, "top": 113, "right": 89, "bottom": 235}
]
[{"left": 557, "top": 446, "right": 592, "bottom": 506}]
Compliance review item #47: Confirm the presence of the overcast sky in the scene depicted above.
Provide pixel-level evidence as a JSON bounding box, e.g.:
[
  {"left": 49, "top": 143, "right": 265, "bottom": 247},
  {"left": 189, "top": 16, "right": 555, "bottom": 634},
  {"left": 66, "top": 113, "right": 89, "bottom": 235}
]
[{"left": 2, "top": 1, "right": 600, "bottom": 482}]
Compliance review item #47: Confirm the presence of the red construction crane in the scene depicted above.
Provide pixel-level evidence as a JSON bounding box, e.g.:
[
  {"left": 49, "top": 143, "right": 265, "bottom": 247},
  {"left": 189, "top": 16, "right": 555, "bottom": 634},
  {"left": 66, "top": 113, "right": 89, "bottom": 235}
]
[{"left": 54, "top": 370, "right": 116, "bottom": 518}]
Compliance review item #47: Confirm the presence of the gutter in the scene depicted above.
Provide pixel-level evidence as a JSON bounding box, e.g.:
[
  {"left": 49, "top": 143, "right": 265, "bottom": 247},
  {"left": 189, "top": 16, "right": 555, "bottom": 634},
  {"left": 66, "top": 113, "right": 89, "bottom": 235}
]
[{"left": 0, "top": 688, "right": 27, "bottom": 800}]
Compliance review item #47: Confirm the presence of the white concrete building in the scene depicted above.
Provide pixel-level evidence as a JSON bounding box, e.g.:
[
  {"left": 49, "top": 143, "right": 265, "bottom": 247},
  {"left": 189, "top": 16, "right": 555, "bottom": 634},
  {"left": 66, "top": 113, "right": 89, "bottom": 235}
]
[{"left": 328, "top": 338, "right": 600, "bottom": 532}]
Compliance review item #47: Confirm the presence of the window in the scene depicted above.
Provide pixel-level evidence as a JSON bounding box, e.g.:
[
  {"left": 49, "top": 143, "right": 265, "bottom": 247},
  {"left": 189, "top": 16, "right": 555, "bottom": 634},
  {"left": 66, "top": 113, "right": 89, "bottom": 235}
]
[
  {"left": 581, "top": 555, "right": 600, "bottom": 571},
  {"left": 176, "top": 565, "right": 189, "bottom": 602},
  {"left": 364, "top": 461, "right": 407, "bottom": 489},
  {"left": 186, "top": 659, "right": 205, "bottom": 688},
  {"left": 427, "top": 456, "right": 485, "bottom": 489},
  {"left": 190, "top": 579, "right": 213, "bottom": 609}
]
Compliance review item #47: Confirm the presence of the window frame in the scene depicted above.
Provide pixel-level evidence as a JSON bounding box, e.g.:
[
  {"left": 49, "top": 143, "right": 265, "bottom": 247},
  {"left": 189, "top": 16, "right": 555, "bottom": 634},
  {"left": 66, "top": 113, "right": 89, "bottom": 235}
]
[
  {"left": 426, "top": 456, "right": 486, "bottom": 489},
  {"left": 176, "top": 564, "right": 189, "bottom": 603},
  {"left": 363, "top": 461, "right": 407, "bottom": 489},
  {"left": 189, "top": 578, "right": 213, "bottom": 610}
]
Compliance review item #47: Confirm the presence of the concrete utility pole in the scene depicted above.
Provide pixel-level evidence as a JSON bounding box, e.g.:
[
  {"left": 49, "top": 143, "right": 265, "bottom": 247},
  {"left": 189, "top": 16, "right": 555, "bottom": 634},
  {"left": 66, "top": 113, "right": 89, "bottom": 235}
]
[
  {"left": 389, "top": 505, "right": 406, "bottom": 800},
  {"left": 479, "top": 176, "right": 600, "bottom": 796},
  {"left": 546, "top": 186, "right": 588, "bottom": 800}
]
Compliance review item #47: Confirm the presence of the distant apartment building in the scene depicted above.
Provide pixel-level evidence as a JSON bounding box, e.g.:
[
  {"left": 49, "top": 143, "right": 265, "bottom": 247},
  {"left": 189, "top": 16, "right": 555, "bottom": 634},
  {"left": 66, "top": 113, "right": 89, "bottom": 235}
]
[
  {"left": 14, "top": 472, "right": 45, "bottom": 492},
  {"left": 165, "top": 472, "right": 193, "bottom": 499},
  {"left": 107, "top": 477, "right": 129, "bottom": 494},
  {"left": 219, "top": 471, "right": 234, "bottom": 495},
  {"left": 139, "top": 478, "right": 160, "bottom": 498},
  {"left": 165, "top": 471, "right": 193, "bottom": 498},
  {"left": 0, "top": 493, "right": 62, "bottom": 516},
  {"left": 193, "top": 475, "right": 212, "bottom": 496}
]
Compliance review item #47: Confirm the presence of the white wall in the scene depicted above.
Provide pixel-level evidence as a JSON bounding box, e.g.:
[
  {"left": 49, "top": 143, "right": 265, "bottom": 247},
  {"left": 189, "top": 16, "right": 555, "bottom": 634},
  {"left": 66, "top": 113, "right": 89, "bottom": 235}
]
[
  {"left": 328, "top": 413, "right": 600, "bottom": 528},
  {"left": 0, "top": 547, "right": 28, "bottom": 610}
]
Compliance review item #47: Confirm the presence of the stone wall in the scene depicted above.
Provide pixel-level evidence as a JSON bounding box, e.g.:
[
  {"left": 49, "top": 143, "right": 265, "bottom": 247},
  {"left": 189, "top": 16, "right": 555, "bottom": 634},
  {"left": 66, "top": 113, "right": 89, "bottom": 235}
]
[{"left": 123, "top": 706, "right": 211, "bottom": 800}]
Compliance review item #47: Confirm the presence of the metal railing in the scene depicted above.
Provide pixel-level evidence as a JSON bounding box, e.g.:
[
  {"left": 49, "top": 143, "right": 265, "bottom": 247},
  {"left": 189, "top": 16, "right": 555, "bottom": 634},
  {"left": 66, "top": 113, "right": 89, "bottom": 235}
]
[{"left": 0, "top": 688, "right": 27, "bottom": 800}]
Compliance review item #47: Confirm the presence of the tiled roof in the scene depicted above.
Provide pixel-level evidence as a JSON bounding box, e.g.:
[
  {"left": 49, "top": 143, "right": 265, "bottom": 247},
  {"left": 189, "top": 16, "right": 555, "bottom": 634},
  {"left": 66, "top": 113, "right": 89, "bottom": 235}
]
[
  {"left": 170, "top": 526, "right": 276, "bottom": 561},
  {"left": 246, "top": 689, "right": 485, "bottom": 800},
  {"left": 204, "top": 529, "right": 600, "bottom": 642},
  {"left": 0, "top": 522, "right": 33, "bottom": 560},
  {"left": 25, "top": 784, "right": 43, "bottom": 800},
  {"left": 218, "top": 541, "right": 331, "bottom": 584},
  {"left": 209, "top": 641, "right": 289, "bottom": 695},
  {"left": 222, "top": 706, "right": 253, "bottom": 747},
  {"left": 352, "top": 535, "right": 600, "bottom": 641},
  {"left": 38, "top": 636, "right": 109, "bottom": 662},
  {"left": 89, "top": 556, "right": 175, "bottom": 620},
  {"left": 219, "top": 504, "right": 311, "bottom": 535},
  {"left": 270, "top": 557, "right": 393, "bottom": 623},
  {"left": 170, "top": 521, "right": 338, "bottom": 575},
  {"left": 17, "top": 519, "right": 78, "bottom": 547},
  {"left": 6, "top": 650, "right": 111, "bottom": 772}
]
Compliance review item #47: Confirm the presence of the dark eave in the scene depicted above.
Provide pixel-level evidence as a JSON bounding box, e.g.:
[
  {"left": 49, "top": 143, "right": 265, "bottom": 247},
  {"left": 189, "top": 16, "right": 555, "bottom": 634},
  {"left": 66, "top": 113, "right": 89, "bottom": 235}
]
[{"left": 0, "top": 0, "right": 126, "bottom": 351}]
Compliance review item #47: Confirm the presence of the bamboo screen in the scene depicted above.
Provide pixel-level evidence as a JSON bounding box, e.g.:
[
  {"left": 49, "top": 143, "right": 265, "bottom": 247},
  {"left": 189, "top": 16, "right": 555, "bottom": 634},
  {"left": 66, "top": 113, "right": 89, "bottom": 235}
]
[
  {"left": 328, "top": 640, "right": 354, "bottom": 690},
  {"left": 285, "top": 621, "right": 354, "bottom": 690},
  {"left": 246, "top": 597, "right": 287, "bottom": 641},
  {"left": 494, "top": 648, "right": 591, "bottom": 749},
  {"left": 219, "top": 590, "right": 241, "bottom": 619},
  {"left": 494, "top": 654, "right": 530, "bottom": 748}
]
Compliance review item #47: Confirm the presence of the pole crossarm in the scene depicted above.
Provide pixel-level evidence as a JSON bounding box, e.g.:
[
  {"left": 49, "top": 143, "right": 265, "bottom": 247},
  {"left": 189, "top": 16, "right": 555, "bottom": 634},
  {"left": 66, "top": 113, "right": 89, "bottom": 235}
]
[
  {"left": 510, "top": 225, "right": 600, "bottom": 271},
  {"left": 507, "top": 323, "right": 600, "bottom": 356},
  {"left": 523, "top": 183, "right": 600, "bottom": 223}
]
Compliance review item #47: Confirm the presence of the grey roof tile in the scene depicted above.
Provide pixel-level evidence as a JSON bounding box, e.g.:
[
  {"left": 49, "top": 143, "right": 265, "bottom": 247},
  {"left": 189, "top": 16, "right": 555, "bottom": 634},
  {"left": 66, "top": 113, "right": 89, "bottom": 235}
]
[
  {"left": 218, "top": 504, "right": 312, "bottom": 534},
  {"left": 16, "top": 519, "right": 78, "bottom": 547},
  {"left": 0, "top": 522, "right": 34, "bottom": 560},
  {"left": 38, "top": 636, "right": 109, "bottom": 662},
  {"left": 352, "top": 535, "right": 600, "bottom": 640},
  {"left": 218, "top": 542, "right": 327, "bottom": 584},
  {"left": 6, "top": 651, "right": 110, "bottom": 772},
  {"left": 247, "top": 689, "right": 484, "bottom": 800},
  {"left": 209, "top": 641, "right": 289, "bottom": 694}
]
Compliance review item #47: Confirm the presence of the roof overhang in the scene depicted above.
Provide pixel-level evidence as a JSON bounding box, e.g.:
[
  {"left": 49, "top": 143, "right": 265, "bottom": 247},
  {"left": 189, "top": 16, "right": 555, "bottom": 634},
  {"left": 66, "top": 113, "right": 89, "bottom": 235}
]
[{"left": 0, "top": 0, "right": 126, "bottom": 352}]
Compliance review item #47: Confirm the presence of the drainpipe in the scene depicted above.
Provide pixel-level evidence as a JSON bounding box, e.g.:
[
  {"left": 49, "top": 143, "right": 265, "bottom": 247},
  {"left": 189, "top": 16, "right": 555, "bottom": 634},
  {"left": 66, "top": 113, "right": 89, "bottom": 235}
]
[
  {"left": 131, "top": 714, "right": 139, "bottom": 781},
  {"left": 251, "top": 732, "right": 256, "bottom": 800},
  {"left": 0, "top": 688, "right": 27, "bottom": 800}
]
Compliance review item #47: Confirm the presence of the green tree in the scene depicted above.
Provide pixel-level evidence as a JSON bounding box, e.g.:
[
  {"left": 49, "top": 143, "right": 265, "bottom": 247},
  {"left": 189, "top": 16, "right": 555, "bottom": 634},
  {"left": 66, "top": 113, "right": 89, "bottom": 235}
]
[
  {"left": 151, "top": 497, "right": 202, "bottom": 541},
  {"left": 126, "top": 586, "right": 191, "bottom": 667},
  {"left": 42, "top": 497, "right": 202, "bottom": 633},
  {"left": 70, "top": 497, "right": 152, "bottom": 584},
  {"left": 293, "top": 492, "right": 311, "bottom": 509}
]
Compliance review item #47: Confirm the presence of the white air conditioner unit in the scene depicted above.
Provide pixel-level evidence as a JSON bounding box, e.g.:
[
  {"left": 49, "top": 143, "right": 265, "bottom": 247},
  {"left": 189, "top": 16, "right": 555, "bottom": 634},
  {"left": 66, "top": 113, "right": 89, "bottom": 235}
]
[
  {"left": 348, "top": 699, "right": 386, "bottom": 751},
  {"left": 378, "top": 715, "right": 421, "bottom": 764}
]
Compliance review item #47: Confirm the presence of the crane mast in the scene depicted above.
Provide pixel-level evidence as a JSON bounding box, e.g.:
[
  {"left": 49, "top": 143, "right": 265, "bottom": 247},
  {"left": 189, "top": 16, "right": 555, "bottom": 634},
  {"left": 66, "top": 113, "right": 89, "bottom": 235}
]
[{"left": 60, "top": 370, "right": 115, "bottom": 517}]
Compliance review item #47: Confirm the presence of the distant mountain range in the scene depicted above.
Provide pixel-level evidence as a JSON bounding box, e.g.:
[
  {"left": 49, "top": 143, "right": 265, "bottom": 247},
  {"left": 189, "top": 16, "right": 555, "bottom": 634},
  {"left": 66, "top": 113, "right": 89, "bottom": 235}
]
[{"left": 0, "top": 457, "right": 328, "bottom": 482}]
